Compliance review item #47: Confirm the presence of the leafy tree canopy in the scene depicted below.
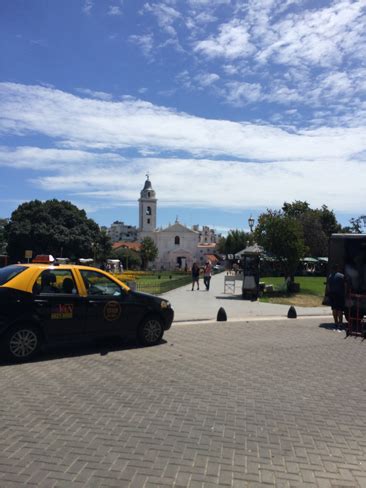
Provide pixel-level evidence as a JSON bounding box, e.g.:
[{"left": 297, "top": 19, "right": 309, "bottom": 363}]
[
  {"left": 343, "top": 216, "right": 366, "bottom": 234},
  {"left": 217, "top": 229, "right": 254, "bottom": 256},
  {"left": 255, "top": 210, "right": 306, "bottom": 279},
  {"left": 282, "top": 201, "right": 341, "bottom": 256},
  {"left": 140, "top": 236, "right": 158, "bottom": 270},
  {"left": 111, "top": 247, "right": 141, "bottom": 270},
  {"left": 313, "top": 205, "right": 342, "bottom": 237},
  {"left": 0, "top": 218, "right": 8, "bottom": 255},
  {"left": 282, "top": 200, "right": 311, "bottom": 218},
  {"left": 5, "top": 199, "right": 111, "bottom": 262}
]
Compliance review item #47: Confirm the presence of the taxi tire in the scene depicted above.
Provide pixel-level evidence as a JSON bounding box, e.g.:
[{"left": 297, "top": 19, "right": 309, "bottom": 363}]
[
  {"left": 138, "top": 316, "right": 164, "bottom": 346},
  {"left": 4, "top": 324, "right": 42, "bottom": 362}
]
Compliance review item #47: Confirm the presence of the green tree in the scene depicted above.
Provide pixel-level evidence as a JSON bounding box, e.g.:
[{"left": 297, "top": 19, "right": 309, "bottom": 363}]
[
  {"left": 140, "top": 236, "right": 158, "bottom": 270},
  {"left": 300, "top": 212, "right": 328, "bottom": 257},
  {"left": 314, "top": 205, "right": 342, "bottom": 237},
  {"left": 5, "top": 199, "right": 111, "bottom": 262},
  {"left": 0, "top": 218, "right": 8, "bottom": 254},
  {"left": 344, "top": 216, "right": 366, "bottom": 234},
  {"left": 95, "top": 230, "right": 113, "bottom": 262},
  {"left": 217, "top": 230, "right": 253, "bottom": 256},
  {"left": 283, "top": 201, "right": 341, "bottom": 256},
  {"left": 282, "top": 200, "right": 311, "bottom": 218},
  {"left": 255, "top": 210, "right": 306, "bottom": 280},
  {"left": 111, "top": 247, "right": 141, "bottom": 270}
]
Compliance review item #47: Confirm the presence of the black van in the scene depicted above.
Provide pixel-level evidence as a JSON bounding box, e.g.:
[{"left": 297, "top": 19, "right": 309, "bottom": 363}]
[{"left": 329, "top": 234, "right": 366, "bottom": 325}]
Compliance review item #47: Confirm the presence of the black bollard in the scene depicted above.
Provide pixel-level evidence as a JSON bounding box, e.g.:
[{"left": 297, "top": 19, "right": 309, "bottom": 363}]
[
  {"left": 287, "top": 306, "right": 297, "bottom": 319},
  {"left": 217, "top": 307, "right": 227, "bottom": 321}
]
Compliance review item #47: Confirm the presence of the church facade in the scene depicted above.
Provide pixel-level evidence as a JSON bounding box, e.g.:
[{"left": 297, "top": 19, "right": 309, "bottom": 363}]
[{"left": 137, "top": 176, "right": 218, "bottom": 270}]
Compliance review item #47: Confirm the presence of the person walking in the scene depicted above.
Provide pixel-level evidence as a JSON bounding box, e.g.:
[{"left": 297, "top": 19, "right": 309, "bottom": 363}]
[
  {"left": 203, "top": 260, "right": 212, "bottom": 291},
  {"left": 326, "top": 264, "right": 345, "bottom": 328},
  {"left": 191, "top": 262, "right": 200, "bottom": 291}
]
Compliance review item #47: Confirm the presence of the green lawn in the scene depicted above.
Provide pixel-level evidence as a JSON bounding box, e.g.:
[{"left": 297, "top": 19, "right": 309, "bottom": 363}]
[
  {"left": 127, "top": 272, "right": 328, "bottom": 307},
  {"left": 261, "top": 276, "right": 326, "bottom": 296},
  {"left": 133, "top": 272, "right": 191, "bottom": 294},
  {"left": 260, "top": 276, "right": 327, "bottom": 307}
]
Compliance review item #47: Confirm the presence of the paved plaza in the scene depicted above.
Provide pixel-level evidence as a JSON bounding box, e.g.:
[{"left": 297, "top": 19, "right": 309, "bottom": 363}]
[
  {"left": 162, "top": 273, "right": 331, "bottom": 322},
  {"left": 1, "top": 317, "right": 366, "bottom": 487}
]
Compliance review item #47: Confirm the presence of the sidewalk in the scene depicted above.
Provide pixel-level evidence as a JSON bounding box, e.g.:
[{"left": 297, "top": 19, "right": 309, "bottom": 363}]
[{"left": 162, "top": 272, "right": 331, "bottom": 322}]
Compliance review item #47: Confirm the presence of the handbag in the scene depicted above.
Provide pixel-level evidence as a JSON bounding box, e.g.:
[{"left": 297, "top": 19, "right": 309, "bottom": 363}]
[{"left": 322, "top": 295, "right": 330, "bottom": 306}]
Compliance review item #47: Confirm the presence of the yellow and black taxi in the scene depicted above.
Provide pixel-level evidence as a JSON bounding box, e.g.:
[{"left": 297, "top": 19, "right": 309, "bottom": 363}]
[{"left": 0, "top": 263, "right": 174, "bottom": 361}]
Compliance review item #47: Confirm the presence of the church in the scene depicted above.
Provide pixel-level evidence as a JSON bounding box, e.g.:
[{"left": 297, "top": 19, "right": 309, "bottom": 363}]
[{"left": 111, "top": 175, "right": 220, "bottom": 270}]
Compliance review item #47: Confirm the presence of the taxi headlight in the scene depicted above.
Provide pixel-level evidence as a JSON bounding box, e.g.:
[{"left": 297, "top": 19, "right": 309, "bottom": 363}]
[{"left": 160, "top": 300, "right": 170, "bottom": 309}]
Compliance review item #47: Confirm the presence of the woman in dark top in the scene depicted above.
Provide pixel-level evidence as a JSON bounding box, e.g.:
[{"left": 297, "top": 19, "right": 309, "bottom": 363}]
[{"left": 191, "top": 262, "right": 200, "bottom": 291}]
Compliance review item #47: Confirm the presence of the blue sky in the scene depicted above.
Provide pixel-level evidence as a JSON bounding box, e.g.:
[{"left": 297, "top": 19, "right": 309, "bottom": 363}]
[{"left": 0, "top": 0, "right": 365, "bottom": 234}]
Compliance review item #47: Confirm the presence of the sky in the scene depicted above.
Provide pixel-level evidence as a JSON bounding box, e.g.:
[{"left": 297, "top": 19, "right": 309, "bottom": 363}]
[{"left": 0, "top": 0, "right": 365, "bottom": 235}]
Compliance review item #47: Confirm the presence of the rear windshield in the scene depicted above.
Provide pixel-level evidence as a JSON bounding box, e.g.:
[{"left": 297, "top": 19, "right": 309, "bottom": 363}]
[{"left": 0, "top": 265, "right": 27, "bottom": 286}]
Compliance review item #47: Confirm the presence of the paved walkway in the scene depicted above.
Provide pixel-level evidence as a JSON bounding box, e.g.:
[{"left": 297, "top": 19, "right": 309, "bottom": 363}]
[
  {"left": 1, "top": 318, "right": 365, "bottom": 487},
  {"left": 162, "top": 272, "right": 331, "bottom": 322}
]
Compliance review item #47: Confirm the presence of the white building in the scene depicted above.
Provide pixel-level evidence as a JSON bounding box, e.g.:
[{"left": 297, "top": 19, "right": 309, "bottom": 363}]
[
  {"left": 108, "top": 221, "right": 138, "bottom": 243},
  {"left": 138, "top": 176, "right": 219, "bottom": 269}
]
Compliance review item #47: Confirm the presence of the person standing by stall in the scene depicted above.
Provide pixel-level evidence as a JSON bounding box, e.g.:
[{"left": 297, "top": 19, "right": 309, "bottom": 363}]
[
  {"left": 203, "top": 261, "right": 212, "bottom": 291},
  {"left": 326, "top": 264, "right": 345, "bottom": 327}
]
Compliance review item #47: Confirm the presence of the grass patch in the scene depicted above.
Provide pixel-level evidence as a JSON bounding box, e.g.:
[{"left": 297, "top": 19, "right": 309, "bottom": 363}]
[
  {"left": 260, "top": 276, "right": 326, "bottom": 307},
  {"left": 114, "top": 271, "right": 192, "bottom": 295}
]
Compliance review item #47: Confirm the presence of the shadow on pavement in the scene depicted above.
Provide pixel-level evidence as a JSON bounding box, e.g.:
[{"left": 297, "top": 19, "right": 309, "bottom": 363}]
[
  {"left": 216, "top": 295, "right": 259, "bottom": 302},
  {"left": 215, "top": 295, "right": 243, "bottom": 301},
  {"left": 319, "top": 322, "right": 345, "bottom": 332},
  {"left": 0, "top": 337, "right": 167, "bottom": 366}
]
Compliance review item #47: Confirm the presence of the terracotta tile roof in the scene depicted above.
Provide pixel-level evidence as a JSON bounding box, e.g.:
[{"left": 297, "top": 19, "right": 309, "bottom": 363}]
[
  {"left": 112, "top": 241, "right": 141, "bottom": 251},
  {"left": 197, "top": 243, "right": 216, "bottom": 248}
]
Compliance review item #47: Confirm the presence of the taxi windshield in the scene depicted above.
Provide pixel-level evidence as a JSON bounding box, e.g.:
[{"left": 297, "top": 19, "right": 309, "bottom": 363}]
[{"left": 0, "top": 265, "right": 28, "bottom": 285}]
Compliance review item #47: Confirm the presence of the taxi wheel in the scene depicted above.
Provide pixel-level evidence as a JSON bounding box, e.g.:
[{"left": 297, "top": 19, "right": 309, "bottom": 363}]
[
  {"left": 138, "top": 316, "right": 164, "bottom": 346},
  {"left": 5, "top": 324, "right": 41, "bottom": 361}
]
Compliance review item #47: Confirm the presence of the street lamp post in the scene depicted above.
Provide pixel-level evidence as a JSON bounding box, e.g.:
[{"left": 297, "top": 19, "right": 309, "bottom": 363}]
[{"left": 248, "top": 216, "right": 255, "bottom": 233}]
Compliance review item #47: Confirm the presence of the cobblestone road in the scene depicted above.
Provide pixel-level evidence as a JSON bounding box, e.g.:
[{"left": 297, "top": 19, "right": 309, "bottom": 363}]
[{"left": 1, "top": 319, "right": 366, "bottom": 487}]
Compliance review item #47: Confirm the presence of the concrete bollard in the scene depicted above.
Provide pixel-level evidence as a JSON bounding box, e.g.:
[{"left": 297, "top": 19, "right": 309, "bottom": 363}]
[
  {"left": 217, "top": 307, "right": 227, "bottom": 321},
  {"left": 287, "top": 306, "right": 297, "bottom": 319}
]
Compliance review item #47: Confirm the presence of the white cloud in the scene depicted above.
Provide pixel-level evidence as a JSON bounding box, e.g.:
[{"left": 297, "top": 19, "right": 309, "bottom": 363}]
[
  {"left": 195, "top": 72, "right": 220, "bottom": 87},
  {"left": 194, "top": 20, "right": 255, "bottom": 59},
  {"left": 186, "top": 11, "right": 217, "bottom": 29},
  {"left": 0, "top": 83, "right": 365, "bottom": 162},
  {"left": 256, "top": 0, "right": 366, "bottom": 67},
  {"left": 0, "top": 83, "right": 365, "bottom": 215},
  {"left": 11, "top": 152, "right": 364, "bottom": 214},
  {"left": 142, "top": 3, "right": 181, "bottom": 36},
  {"left": 107, "top": 5, "right": 122, "bottom": 16},
  {"left": 129, "top": 33, "right": 155, "bottom": 57},
  {"left": 157, "top": 0, "right": 365, "bottom": 120},
  {"left": 188, "top": 0, "right": 230, "bottom": 6},
  {"left": 82, "top": 0, "right": 93, "bottom": 15},
  {"left": 76, "top": 88, "right": 114, "bottom": 101},
  {"left": 0, "top": 146, "right": 125, "bottom": 170},
  {"left": 223, "top": 81, "right": 262, "bottom": 105}
]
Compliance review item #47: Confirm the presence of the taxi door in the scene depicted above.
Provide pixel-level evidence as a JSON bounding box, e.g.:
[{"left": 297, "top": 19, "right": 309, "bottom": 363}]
[
  {"left": 33, "top": 269, "right": 86, "bottom": 342},
  {"left": 78, "top": 269, "right": 137, "bottom": 338}
]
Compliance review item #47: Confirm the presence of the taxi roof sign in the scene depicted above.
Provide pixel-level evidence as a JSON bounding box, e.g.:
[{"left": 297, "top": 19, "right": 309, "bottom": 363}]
[{"left": 32, "top": 254, "right": 55, "bottom": 263}]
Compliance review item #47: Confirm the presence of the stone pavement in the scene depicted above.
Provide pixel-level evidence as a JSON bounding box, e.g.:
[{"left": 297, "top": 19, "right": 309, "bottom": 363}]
[
  {"left": 162, "top": 272, "right": 331, "bottom": 322},
  {"left": 1, "top": 318, "right": 366, "bottom": 487}
]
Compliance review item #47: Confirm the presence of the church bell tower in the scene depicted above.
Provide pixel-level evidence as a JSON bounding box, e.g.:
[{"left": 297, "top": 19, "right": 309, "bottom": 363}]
[{"left": 139, "top": 174, "right": 157, "bottom": 232}]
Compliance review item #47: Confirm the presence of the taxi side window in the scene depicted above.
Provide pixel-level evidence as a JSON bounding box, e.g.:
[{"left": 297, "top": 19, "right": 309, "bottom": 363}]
[
  {"left": 80, "top": 270, "right": 122, "bottom": 297},
  {"left": 33, "top": 270, "right": 78, "bottom": 295}
]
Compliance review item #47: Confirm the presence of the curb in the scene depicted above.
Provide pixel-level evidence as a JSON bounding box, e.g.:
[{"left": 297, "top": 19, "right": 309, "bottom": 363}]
[{"left": 173, "top": 314, "right": 333, "bottom": 326}]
